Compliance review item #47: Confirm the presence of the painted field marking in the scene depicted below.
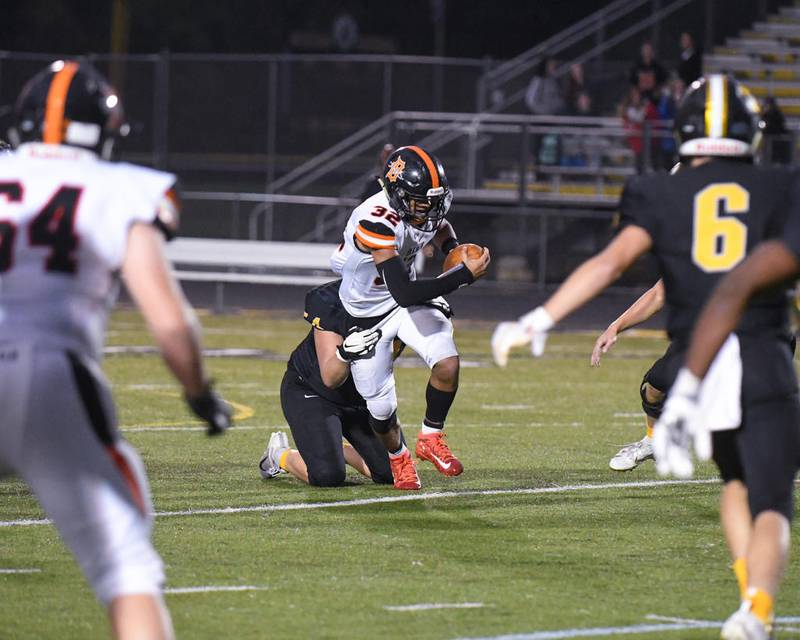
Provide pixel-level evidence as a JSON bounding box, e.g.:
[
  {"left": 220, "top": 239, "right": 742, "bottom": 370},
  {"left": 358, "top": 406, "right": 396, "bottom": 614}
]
[
  {"left": 164, "top": 585, "right": 269, "bottom": 595},
  {"left": 455, "top": 613, "right": 800, "bottom": 640},
  {"left": 0, "top": 568, "right": 41, "bottom": 574},
  {"left": 119, "top": 396, "right": 253, "bottom": 429},
  {"left": 0, "top": 478, "right": 722, "bottom": 528},
  {"left": 385, "top": 602, "right": 489, "bottom": 612},
  {"left": 122, "top": 425, "right": 270, "bottom": 433},
  {"left": 481, "top": 404, "right": 536, "bottom": 411},
  {"left": 454, "top": 621, "right": 720, "bottom": 639},
  {"left": 613, "top": 413, "right": 643, "bottom": 418}
]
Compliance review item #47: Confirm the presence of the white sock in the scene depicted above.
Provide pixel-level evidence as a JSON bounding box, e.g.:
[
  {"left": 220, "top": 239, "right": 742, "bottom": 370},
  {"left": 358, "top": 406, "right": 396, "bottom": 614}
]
[
  {"left": 388, "top": 443, "right": 408, "bottom": 458},
  {"left": 421, "top": 423, "right": 443, "bottom": 435}
]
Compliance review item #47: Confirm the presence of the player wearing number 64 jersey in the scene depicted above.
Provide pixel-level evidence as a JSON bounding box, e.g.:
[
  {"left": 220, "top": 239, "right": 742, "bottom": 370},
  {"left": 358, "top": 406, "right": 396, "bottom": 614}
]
[
  {"left": 331, "top": 145, "right": 490, "bottom": 490},
  {"left": 492, "top": 74, "right": 799, "bottom": 639},
  {"left": 0, "top": 60, "right": 232, "bottom": 640}
]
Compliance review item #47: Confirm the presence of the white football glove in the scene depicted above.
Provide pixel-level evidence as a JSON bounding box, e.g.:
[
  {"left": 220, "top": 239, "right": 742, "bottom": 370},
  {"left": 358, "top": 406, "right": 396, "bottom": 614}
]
[
  {"left": 491, "top": 306, "right": 554, "bottom": 367},
  {"left": 653, "top": 368, "right": 706, "bottom": 479},
  {"left": 336, "top": 326, "right": 382, "bottom": 362}
]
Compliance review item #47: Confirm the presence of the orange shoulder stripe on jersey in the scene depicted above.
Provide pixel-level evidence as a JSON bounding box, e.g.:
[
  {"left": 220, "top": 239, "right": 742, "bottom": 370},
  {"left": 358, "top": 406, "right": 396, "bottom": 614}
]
[
  {"left": 356, "top": 222, "right": 395, "bottom": 242},
  {"left": 44, "top": 61, "right": 80, "bottom": 144},
  {"left": 406, "top": 145, "right": 439, "bottom": 189},
  {"left": 357, "top": 235, "right": 395, "bottom": 250}
]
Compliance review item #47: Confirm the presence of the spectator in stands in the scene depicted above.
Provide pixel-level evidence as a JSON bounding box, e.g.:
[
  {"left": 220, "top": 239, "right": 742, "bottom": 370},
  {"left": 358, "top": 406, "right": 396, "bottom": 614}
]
[
  {"left": 619, "top": 86, "right": 658, "bottom": 173},
  {"left": 655, "top": 75, "right": 685, "bottom": 169},
  {"left": 677, "top": 32, "right": 702, "bottom": 86},
  {"left": 564, "top": 63, "right": 589, "bottom": 114},
  {"left": 359, "top": 143, "right": 394, "bottom": 201},
  {"left": 525, "top": 58, "right": 566, "bottom": 116},
  {"left": 629, "top": 40, "right": 667, "bottom": 102},
  {"left": 761, "top": 96, "right": 793, "bottom": 165}
]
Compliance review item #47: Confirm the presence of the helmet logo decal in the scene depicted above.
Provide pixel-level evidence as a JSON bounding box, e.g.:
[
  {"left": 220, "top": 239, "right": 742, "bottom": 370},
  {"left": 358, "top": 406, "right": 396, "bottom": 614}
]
[{"left": 385, "top": 156, "right": 405, "bottom": 183}]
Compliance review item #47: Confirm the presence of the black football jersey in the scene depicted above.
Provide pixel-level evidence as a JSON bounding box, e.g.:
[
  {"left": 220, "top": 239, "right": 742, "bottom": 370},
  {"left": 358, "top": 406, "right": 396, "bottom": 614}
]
[
  {"left": 620, "top": 159, "right": 800, "bottom": 340},
  {"left": 287, "top": 280, "right": 367, "bottom": 408}
]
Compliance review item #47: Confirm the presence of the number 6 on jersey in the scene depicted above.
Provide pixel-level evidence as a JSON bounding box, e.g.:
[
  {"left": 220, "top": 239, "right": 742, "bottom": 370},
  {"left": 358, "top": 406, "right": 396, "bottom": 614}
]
[{"left": 692, "top": 182, "right": 749, "bottom": 273}]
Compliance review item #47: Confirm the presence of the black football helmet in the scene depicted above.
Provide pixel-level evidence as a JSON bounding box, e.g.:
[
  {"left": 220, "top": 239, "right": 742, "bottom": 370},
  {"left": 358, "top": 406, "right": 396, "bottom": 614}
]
[
  {"left": 674, "top": 74, "right": 761, "bottom": 158},
  {"left": 9, "top": 60, "right": 129, "bottom": 159},
  {"left": 379, "top": 145, "right": 452, "bottom": 232}
]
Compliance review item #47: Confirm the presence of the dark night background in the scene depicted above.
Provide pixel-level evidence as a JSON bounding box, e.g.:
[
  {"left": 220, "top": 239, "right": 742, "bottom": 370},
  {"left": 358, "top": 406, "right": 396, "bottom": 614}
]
[{"left": 2, "top": 1, "right": 615, "bottom": 59}]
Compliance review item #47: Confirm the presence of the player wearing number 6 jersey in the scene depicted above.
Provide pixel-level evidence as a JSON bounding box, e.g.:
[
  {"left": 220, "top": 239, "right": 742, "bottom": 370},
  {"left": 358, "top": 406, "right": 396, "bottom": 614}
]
[
  {"left": 491, "top": 75, "right": 799, "bottom": 638},
  {"left": 0, "top": 60, "right": 232, "bottom": 640},
  {"left": 331, "top": 145, "right": 490, "bottom": 490}
]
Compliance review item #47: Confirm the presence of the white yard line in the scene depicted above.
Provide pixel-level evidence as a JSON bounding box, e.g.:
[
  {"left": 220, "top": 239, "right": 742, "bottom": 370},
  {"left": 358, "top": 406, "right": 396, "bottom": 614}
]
[
  {"left": 385, "top": 602, "right": 489, "bottom": 612},
  {"left": 481, "top": 404, "right": 536, "bottom": 411},
  {"left": 0, "top": 568, "right": 41, "bottom": 574},
  {"left": 164, "top": 585, "right": 269, "bottom": 595},
  {"left": 121, "top": 425, "right": 270, "bottom": 433},
  {"left": 454, "top": 621, "right": 720, "bottom": 639},
  {"left": 457, "top": 614, "right": 800, "bottom": 639},
  {"left": 0, "top": 478, "right": 720, "bottom": 528}
]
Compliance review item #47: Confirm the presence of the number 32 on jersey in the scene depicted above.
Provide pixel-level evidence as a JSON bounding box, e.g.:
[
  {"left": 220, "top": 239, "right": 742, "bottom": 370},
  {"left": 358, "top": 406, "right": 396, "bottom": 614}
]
[{"left": 692, "top": 182, "right": 749, "bottom": 273}]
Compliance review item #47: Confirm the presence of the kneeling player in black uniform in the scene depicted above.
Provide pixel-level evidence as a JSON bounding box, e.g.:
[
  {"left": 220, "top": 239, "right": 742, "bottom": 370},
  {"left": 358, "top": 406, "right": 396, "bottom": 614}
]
[
  {"left": 258, "top": 281, "right": 393, "bottom": 487},
  {"left": 491, "top": 74, "right": 798, "bottom": 638}
]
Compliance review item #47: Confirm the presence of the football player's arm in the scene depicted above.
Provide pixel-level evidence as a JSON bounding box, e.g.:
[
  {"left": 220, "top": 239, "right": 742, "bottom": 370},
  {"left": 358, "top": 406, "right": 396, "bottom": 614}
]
[
  {"left": 591, "top": 279, "right": 664, "bottom": 366},
  {"left": 685, "top": 240, "right": 800, "bottom": 378},
  {"left": 314, "top": 329, "right": 349, "bottom": 389},
  {"left": 122, "top": 222, "right": 231, "bottom": 433},
  {"left": 543, "top": 225, "right": 653, "bottom": 322},
  {"left": 432, "top": 220, "right": 459, "bottom": 255},
  {"left": 368, "top": 245, "right": 488, "bottom": 307}
]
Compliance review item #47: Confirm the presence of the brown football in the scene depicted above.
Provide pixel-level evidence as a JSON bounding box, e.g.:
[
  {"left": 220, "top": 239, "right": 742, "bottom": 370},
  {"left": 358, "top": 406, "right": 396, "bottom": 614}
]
[{"left": 443, "top": 243, "right": 483, "bottom": 272}]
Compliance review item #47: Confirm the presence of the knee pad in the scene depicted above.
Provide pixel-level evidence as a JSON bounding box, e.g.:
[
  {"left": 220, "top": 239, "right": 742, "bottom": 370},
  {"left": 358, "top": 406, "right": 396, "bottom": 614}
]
[
  {"left": 366, "top": 394, "right": 397, "bottom": 422},
  {"left": 640, "top": 381, "right": 665, "bottom": 419},
  {"left": 369, "top": 410, "right": 397, "bottom": 434}
]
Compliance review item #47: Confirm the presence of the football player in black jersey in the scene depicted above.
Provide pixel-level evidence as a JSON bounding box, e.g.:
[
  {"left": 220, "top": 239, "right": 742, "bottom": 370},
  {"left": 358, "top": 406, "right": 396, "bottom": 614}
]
[
  {"left": 591, "top": 279, "right": 665, "bottom": 471},
  {"left": 491, "top": 74, "right": 798, "bottom": 639},
  {"left": 258, "top": 280, "right": 394, "bottom": 487},
  {"left": 657, "top": 223, "right": 800, "bottom": 639}
]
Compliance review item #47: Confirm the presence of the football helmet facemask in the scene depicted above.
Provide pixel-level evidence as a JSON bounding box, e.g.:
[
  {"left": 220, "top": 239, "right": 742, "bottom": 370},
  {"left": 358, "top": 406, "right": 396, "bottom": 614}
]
[
  {"left": 379, "top": 145, "right": 452, "bottom": 232},
  {"left": 674, "top": 74, "right": 761, "bottom": 158},
  {"left": 9, "top": 60, "right": 129, "bottom": 160}
]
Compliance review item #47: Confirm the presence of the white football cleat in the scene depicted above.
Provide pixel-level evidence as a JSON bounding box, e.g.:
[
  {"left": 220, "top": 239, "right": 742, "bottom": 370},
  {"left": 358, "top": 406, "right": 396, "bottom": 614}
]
[
  {"left": 608, "top": 435, "right": 654, "bottom": 471},
  {"left": 720, "top": 603, "right": 772, "bottom": 640},
  {"left": 491, "top": 321, "right": 530, "bottom": 367},
  {"left": 259, "top": 431, "right": 289, "bottom": 479}
]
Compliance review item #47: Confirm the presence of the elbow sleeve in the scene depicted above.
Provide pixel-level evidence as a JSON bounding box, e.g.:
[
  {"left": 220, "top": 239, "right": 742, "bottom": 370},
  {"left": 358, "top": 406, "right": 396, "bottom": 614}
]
[{"left": 378, "top": 256, "right": 472, "bottom": 307}]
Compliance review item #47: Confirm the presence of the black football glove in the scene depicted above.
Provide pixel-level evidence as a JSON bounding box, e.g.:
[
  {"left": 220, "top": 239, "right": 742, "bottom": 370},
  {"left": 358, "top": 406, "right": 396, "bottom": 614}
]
[
  {"left": 185, "top": 384, "right": 232, "bottom": 436},
  {"left": 336, "top": 326, "right": 382, "bottom": 362},
  {"left": 425, "top": 297, "right": 453, "bottom": 319}
]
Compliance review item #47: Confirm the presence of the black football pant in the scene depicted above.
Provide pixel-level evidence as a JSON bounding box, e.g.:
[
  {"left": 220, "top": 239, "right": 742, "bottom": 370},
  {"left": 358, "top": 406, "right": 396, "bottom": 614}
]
[{"left": 280, "top": 371, "right": 393, "bottom": 487}]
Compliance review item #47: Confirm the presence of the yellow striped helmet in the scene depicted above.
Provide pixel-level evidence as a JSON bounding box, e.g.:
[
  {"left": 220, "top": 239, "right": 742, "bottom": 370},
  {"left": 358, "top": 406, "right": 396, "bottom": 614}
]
[{"left": 674, "top": 74, "right": 762, "bottom": 158}]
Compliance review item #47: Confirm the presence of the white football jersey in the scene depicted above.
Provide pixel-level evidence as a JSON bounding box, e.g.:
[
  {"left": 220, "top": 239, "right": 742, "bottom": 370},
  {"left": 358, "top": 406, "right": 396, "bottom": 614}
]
[
  {"left": 331, "top": 191, "right": 436, "bottom": 317},
  {"left": 0, "top": 143, "right": 176, "bottom": 360}
]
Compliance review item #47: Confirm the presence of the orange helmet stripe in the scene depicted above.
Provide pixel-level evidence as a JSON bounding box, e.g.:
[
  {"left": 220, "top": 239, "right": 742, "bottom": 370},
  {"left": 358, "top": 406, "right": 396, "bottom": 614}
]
[
  {"left": 43, "top": 61, "right": 79, "bottom": 144},
  {"left": 406, "top": 145, "right": 440, "bottom": 189}
]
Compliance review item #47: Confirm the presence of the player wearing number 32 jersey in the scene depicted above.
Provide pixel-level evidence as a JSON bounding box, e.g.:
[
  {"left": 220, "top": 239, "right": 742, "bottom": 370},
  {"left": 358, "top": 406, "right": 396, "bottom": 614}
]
[
  {"left": 492, "top": 74, "right": 799, "bottom": 639},
  {"left": 331, "top": 145, "right": 490, "bottom": 490},
  {"left": 0, "top": 60, "right": 232, "bottom": 640}
]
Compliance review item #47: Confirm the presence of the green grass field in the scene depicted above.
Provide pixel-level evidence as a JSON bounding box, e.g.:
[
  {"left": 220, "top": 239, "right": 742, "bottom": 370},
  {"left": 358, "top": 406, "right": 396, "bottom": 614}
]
[{"left": 1, "top": 309, "right": 798, "bottom": 639}]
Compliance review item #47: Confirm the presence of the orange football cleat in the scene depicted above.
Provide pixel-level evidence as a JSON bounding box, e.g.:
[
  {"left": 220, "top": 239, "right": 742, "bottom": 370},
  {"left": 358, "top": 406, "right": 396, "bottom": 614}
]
[
  {"left": 415, "top": 431, "right": 463, "bottom": 476},
  {"left": 389, "top": 449, "right": 421, "bottom": 490}
]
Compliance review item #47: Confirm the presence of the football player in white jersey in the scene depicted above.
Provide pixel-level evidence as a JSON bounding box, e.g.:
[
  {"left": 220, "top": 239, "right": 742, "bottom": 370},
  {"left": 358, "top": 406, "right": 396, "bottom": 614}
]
[
  {"left": 331, "top": 146, "right": 490, "bottom": 489},
  {"left": 0, "top": 60, "right": 231, "bottom": 640}
]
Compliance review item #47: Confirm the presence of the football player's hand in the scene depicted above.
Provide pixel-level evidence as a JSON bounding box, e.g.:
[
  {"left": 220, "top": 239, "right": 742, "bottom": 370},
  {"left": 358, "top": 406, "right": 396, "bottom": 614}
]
[
  {"left": 426, "top": 297, "right": 453, "bottom": 318},
  {"left": 491, "top": 306, "right": 554, "bottom": 366},
  {"left": 186, "top": 384, "right": 233, "bottom": 436},
  {"left": 336, "top": 326, "right": 382, "bottom": 362},
  {"left": 464, "top": 247, "right": 491, "bottom": 281},
  {"left": 653, "top": 368, "right": 704, "bottom": 478},
  {"left": 591, "top": 324, "right": 619, "bottom": 367}
]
